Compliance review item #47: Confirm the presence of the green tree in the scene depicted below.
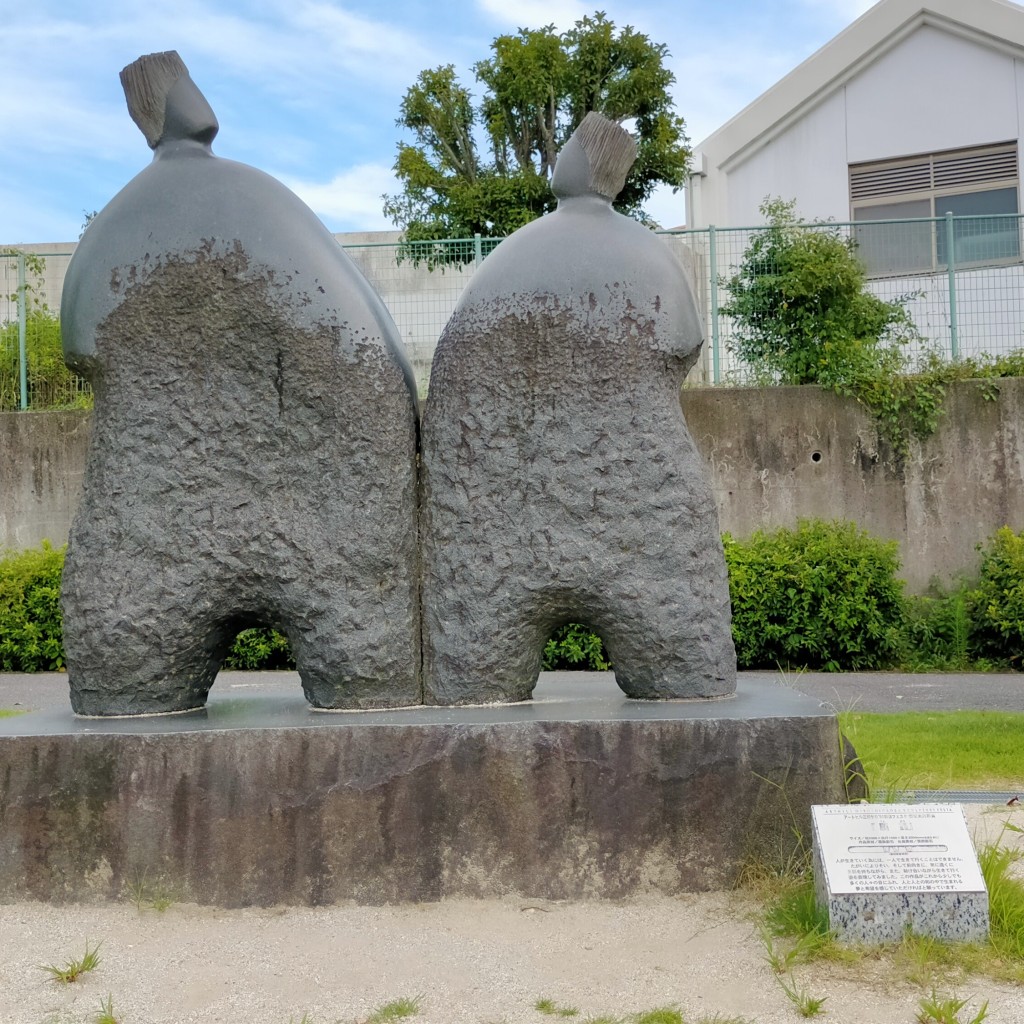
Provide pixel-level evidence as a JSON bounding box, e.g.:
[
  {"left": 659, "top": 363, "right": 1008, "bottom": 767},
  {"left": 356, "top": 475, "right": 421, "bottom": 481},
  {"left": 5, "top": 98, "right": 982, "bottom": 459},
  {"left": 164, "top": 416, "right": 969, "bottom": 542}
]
[
  {"left": 721, "top": 197, "right": 918, "bottom": 386},
  {"left": 382, "top": 12, "right": 690, "bottom": 248}
]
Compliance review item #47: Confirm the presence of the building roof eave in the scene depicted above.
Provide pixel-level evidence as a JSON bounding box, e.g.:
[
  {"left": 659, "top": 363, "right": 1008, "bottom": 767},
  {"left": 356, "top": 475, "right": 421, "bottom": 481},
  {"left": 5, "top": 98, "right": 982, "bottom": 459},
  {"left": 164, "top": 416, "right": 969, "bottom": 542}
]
[{"left": 697, "top": 0, "right": 1024, "bottom": 175}]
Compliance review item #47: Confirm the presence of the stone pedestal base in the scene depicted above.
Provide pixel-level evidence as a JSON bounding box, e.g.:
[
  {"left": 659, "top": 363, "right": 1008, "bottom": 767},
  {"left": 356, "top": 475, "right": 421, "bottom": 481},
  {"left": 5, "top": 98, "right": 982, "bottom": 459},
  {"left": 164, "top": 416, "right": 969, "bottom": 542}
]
[{"left": 0, "top": 675, "right": 844, "bottom": 906}]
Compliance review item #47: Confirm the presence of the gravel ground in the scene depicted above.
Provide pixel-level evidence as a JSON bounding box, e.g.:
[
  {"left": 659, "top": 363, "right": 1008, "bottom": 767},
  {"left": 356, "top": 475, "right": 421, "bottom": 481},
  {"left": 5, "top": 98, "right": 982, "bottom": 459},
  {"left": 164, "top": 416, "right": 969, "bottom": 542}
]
[{"left": 1, "top": 805, "right": 1021, "bottom": 1024}]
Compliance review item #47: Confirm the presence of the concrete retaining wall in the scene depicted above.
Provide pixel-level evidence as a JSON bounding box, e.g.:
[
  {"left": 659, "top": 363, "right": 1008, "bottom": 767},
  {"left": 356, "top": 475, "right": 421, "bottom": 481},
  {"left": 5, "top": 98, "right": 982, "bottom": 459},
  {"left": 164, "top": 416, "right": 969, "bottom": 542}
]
[
  {"left": 0, "top": 411, "right": 90, "bottom": 552},
  {"left": 680, "top": 378, "right": 1024, "bottom": 593},
  {"left": 3, "top": 379, "right": 1022, "bottom": 592}
]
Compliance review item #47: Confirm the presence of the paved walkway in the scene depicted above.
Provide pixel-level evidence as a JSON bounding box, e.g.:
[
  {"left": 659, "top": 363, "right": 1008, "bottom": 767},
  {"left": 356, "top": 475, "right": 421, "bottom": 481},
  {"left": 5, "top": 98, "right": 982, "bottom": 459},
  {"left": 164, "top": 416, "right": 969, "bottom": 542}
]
[{"left": 2, "top": 668, "right": 1021, "bottom": 714}]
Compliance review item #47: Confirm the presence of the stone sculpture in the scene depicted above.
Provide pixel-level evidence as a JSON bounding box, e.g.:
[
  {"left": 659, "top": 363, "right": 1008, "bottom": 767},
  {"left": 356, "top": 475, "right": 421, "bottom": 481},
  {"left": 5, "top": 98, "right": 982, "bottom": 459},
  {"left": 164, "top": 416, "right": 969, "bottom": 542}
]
[
  {"left": 60, "top": 51, "right": 420, "bottom": 715},
  {"left": 421, "top": 113, "right": 737, "bottom": 703}
]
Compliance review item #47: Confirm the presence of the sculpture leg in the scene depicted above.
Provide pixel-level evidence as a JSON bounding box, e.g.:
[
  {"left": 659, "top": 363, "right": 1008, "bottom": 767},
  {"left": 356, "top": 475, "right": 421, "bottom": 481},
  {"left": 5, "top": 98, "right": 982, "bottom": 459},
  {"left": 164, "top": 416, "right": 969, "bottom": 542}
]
[
  {"left": 598, "top": 501, "right": 737, "bottom": 700},
  {"left": 62, "top": 547, "right": 222, "bottom": 716},
  {"left": 286, "top": 571, "right": 421, "bottom": 710},
  {"left": 423, "top": 569, "right": 552, "bottom": 705}
]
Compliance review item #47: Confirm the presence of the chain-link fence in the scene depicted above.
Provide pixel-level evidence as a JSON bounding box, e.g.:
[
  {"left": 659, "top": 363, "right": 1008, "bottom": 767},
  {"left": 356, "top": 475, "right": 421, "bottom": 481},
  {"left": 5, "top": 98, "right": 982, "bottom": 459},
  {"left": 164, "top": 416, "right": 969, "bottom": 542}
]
[
  {"left": 671, "top": 213, "right": 1024, "bottom": 383},
  {"left": 343, "top": 235, "right": 500, "bottom": 393},
  {"left": 4, "top": 216, "right": 1023, "bottom": 408},
  {"left": 1, "top": 250, "right": 85, "bottom": 411}
]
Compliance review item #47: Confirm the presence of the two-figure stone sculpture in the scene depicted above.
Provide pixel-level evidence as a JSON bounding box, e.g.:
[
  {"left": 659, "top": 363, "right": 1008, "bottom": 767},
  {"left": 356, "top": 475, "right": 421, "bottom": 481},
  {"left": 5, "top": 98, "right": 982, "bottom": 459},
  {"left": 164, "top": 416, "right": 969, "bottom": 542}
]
[{"left": 61, "top": 52, "right": 736, "bottom": 716}]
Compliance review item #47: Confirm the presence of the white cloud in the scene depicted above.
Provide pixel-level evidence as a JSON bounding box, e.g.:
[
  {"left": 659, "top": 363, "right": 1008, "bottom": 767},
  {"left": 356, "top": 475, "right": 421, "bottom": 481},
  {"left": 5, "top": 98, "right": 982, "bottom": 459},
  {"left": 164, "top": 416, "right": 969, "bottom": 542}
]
[
  {"left": 672, "top": 40, "right": 798, "bottom": 147},
  {"left": 0, "top": 82, "right": 135, "bottom": 162},
  {"left": 476, "top": 0, "right": 588, "bottom": 32},
  {"left": 279, "top": 162, "right": 399, "bottom": 231}
]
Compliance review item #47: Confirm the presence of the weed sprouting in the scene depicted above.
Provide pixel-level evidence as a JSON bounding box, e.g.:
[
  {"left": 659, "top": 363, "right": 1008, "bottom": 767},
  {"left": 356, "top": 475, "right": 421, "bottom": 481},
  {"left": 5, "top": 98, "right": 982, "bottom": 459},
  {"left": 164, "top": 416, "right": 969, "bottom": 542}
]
[
  {"left": 632, "top": 1008, "right": 684, "bottom": 1024},
  {"left": 41, "top": 941, "right": 102, "bottom": 984},
  {"left": 979, "top": 821, "right": 1024, "bottom": 966},
  {"left": 124, "top": 868, "right": 176, "bottom": 912},
  {"left": 364, "top": 996, "right": 422, "bottom": 1023},
  {"left": 534, "top": 998, "right": 580, "bottom": 1017},
  {"left": 916, "top": 989, "right": 989, "bottom": 1024},
  {"left": 94, "top": 994, "right": 120, "bottom": 1024},
  {"left": 776, "top": 972, "right": 827, "bottom": 1018},
  {"left": 690, "top": 1017, "right": 754, "bottom": 1024}
]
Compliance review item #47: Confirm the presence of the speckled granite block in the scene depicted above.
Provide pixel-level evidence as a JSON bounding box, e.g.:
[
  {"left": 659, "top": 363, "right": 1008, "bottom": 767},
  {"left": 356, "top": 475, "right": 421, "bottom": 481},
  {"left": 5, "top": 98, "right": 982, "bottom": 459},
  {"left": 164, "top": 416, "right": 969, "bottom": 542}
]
[{"left": 812, "top": 804, "right": 989, "bottom": 944}]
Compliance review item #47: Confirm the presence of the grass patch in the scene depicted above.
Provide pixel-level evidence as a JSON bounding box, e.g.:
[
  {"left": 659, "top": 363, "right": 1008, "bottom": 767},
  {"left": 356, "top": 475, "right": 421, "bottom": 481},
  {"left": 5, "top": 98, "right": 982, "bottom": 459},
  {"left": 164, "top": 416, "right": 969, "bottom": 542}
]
[
  {"left": 94, "top": 994, "right": 120, "bottom": 1024},
  {"left": 535, "top": 998, "right": 579, "bottom": 1017},
  {"left": 123, "top": 868, "right": 177, "bottom": 912},
  {"left": 915, "top": 990, "right": 989, "bottom": 1023},
  {"left": 979, "top": 823, "right": 1024, "bottom": 966},
  {"left": 750, "top": 820, "right": 1024, "bottom": 990},
  {"left": 40, "top": 941, "right": 102, "bottom": 984},
  {"left": 839, "top": 711, "right": 1024, "bottom": 791},
  {"left": 363, "top": 996, "right": 422, "bottom": 1023}
]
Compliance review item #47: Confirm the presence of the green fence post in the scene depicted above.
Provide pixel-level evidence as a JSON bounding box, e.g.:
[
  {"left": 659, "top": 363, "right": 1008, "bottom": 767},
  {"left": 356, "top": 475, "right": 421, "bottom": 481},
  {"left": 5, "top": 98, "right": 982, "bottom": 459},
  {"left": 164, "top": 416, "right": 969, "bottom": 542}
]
[
  {"left": 474, "top": 232, "right": 482, "bottom": 268},
  {"left": 17, "top": 252, "right": 28, "bottom": 410},
  {"left": 945, "top": 211, "right": 958, "bottom": 360},
  {"left": 708, "top": 225, "right": 721, "bottom": 383}
]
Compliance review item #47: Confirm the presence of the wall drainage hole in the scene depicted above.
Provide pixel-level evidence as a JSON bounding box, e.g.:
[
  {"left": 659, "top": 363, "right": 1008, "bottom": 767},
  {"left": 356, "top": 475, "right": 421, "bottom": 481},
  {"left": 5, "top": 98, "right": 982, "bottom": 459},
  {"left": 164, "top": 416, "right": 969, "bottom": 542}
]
[{"left": 810, "top": 450, "right": 823, "bottom": 463}]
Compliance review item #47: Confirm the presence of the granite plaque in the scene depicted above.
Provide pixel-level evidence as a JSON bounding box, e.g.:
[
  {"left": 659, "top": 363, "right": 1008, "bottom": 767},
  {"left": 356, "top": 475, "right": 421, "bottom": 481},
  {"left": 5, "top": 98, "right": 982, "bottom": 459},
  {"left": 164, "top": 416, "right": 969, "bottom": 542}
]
[{"left": 812, "top": 803, "right": 989, "bottom": 943}]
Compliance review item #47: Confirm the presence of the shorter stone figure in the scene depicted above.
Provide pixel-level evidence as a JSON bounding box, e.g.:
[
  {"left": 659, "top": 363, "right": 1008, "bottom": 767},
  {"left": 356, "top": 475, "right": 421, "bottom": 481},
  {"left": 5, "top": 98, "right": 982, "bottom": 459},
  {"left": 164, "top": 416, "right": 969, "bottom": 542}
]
[
  {"left": 60, "top": 52, "right": 420, "bottom": 715},
  {"left": 421, "top": 112, "right": 737, "bottom": 704}
]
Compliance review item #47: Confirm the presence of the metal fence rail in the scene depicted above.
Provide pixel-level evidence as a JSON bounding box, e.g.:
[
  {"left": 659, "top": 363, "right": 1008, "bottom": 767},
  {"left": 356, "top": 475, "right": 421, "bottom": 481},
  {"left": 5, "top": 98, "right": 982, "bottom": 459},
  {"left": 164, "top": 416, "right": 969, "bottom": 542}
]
[
  {"left": 673, "top": 213, "right": 1024, "bottom": 382},
  {"left": 4, "top": 214, "right": 1023, "bottom": 409}
]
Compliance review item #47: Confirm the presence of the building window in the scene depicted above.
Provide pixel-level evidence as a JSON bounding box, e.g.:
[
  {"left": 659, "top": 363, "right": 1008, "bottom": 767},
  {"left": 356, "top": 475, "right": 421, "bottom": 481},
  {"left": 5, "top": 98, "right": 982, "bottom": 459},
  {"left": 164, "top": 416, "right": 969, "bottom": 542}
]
[{"left": 849, "top": 143, "right": 1020, "bottom": 275}]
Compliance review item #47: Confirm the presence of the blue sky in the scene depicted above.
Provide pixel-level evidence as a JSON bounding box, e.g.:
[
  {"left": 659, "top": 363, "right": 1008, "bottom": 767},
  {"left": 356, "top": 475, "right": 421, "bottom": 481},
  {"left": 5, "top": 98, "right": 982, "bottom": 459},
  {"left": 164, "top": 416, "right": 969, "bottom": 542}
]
[{"left": 2, "top": 0, "right": 878, "bottom": 243}]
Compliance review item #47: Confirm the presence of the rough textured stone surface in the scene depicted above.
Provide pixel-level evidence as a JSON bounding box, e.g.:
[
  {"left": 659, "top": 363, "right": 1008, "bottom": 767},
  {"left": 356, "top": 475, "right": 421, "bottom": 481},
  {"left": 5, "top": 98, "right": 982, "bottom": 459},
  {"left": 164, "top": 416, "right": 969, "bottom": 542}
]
[
  {"left": 0, "top": 677, "right": 845, "bottom": 906},
  {"left": 421, "top": 117, "right": 736, "bottom": 703},
  {"left": 59, "top": 54, "right": 419, "bottom": 714}
]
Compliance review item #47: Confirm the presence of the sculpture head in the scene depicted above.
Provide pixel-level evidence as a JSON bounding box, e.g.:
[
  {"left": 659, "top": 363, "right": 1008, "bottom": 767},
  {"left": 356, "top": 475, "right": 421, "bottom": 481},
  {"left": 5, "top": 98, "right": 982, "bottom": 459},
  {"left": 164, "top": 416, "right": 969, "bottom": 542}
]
[
  {"left": 120, "top": 51, "right": 218, "bottom": 150},
  {"left": 551, "top": 112, "right": 637, "bottom": 202}
]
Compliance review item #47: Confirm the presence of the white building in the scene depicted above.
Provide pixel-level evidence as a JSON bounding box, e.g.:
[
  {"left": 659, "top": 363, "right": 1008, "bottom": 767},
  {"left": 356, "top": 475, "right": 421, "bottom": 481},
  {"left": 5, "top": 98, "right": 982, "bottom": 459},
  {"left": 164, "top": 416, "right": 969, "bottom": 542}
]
[
  {"left": 684, "top": 0, "right": 1024, "bottom": 371},
  {"left": 688, "top": 0, "right": 1024, "bottom": 233}
]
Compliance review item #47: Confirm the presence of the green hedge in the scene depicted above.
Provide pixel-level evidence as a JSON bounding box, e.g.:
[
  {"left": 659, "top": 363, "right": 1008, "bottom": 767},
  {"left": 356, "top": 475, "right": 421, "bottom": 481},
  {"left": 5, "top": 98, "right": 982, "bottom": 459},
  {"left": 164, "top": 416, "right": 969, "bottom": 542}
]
[
  {"left": 2, "top": 523, "right": 1022, "bottom": 674},
  {"left": 724, "top": 519, "right": 906, "bottom": 671},
  {"left": 0, "top": 541, "right": 65, "bottom": 671},
  {"left": 971, "top": 526, "right": 1024, "bottom": 668}
]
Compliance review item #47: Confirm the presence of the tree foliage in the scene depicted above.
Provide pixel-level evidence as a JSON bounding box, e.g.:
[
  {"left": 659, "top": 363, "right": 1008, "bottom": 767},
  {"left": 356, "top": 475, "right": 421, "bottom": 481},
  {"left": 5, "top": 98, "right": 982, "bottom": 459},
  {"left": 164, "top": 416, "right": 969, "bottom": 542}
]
[
  {"left": 1, "top": 251, "right": 91, "bottom": 411},
  {"left": 382, "top": 12, "right": 690, "bottom": 244},
  {"left": 720, "top": 197, "right": 918, "bottom": 386}
]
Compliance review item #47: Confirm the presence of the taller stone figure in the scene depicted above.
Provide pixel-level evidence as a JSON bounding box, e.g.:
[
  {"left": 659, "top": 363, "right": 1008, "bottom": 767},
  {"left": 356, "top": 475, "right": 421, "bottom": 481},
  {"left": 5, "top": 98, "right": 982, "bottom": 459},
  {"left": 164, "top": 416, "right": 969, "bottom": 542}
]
[
  {"left": 61, "top": 52, "right": 420, "bottom": 715},
  {"left": 421, "top": 113, "right": 736, "bottom": 704}
]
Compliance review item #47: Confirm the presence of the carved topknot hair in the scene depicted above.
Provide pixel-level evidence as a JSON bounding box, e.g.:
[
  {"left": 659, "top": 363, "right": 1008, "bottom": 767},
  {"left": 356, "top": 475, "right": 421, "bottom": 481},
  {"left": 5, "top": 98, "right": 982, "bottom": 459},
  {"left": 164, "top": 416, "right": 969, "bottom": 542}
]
[
  {"left": 572, "top": 113, "right": 637, "bottom": 200},
  {"left": 120, "top": 50, "right": 189, "bottom": 148}
]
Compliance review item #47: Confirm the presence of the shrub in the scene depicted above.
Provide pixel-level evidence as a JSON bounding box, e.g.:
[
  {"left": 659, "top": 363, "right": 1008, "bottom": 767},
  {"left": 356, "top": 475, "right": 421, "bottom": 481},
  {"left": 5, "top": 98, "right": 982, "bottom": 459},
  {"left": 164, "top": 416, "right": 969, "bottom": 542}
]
[
  {"left": 0, "top": 543, "right": 295, "bottom": 672},
  {"left": 724, "top": 519, "right": 906, "bottom": 671},
  {"left": 970, "top": 526, "right": 1024, "bottom": 668},
  {"left": 1, "top": 249, "right": 92, "bottom": 411},
  {"left": 0, "top": 542, "right": 66, "bottom": 671},
  {"left": 0, "top": 308, "right": 92, "bottom": 411},
  {"left": 900, "top": 585, "right": 975, "bottom": 671},
  {"left": 541, "top": 622, "right": 610, "bottom": 671},
  {"left": 718, "top": 199, "right": 1024, "bottom": 460},
  {"left": 721, "top": 197, "right": 918, "bottom": 387},
  {"left": 222, "top": 627, "right": 295, "bottom": 670}
]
